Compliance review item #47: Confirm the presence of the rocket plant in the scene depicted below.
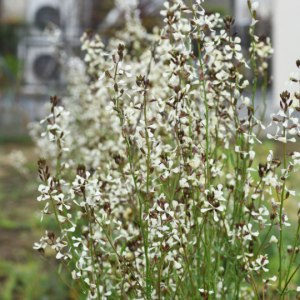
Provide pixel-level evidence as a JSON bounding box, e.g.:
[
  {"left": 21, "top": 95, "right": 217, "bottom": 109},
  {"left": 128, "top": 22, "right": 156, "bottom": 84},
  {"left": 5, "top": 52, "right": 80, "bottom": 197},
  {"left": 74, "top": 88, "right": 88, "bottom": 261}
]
[{"left": 32, "top": 0, "right": 300, "bottom": 299}]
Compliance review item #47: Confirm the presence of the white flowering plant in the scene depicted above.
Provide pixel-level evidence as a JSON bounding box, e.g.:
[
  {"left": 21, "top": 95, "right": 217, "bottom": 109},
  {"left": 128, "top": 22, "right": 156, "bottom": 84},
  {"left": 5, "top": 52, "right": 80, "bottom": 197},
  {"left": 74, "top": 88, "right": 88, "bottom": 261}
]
[{"left": 31, "top": 0, "right": 300, "bottom": 299}]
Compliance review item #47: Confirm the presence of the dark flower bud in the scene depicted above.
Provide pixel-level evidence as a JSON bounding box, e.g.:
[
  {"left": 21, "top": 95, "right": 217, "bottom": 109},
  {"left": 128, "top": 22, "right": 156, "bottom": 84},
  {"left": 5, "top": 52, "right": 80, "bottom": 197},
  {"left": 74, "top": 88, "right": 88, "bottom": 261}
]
[
  {"left": 287, "top": 245, "right": 293, "bottom": 255},
  {"left": 38, "top": 157, "right": 46, "bottom": 168},
  {"left": 48, "top": 232, "right": 55, "bottom": 240}
]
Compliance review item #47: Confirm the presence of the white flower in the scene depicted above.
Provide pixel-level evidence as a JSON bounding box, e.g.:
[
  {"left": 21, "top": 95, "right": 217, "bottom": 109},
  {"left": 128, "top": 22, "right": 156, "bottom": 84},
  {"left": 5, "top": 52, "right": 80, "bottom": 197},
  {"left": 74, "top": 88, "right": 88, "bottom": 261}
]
[
  {"left": 244, "top": 132, "right": 262, "bottom": 144},
  {"left": 179, "top": 178, "right": 189, "bottom": 188},
  {"left": 72, "top": 237, "right": 89, "bottom": 251},
  {"left": 139, "top": 120, "right": 157, "bottom": 138},
  {"left": 252, "top": 256, "right": 269, "bottom": 272},
  {"left": 199, "top": 289, "right": 214, "bottom": 295},
  {"left": 51, "top": 237, "right": 67, "bottom": 252},
  {"left": 251, "top": 206, "right": 269, "bottom": 221},
  {"left": 241, "top": 96, "right": 250, "bottom": 106},
  {"left": 173, "top": 260, "right": 181, "bottom": 269},
  {"left": 159, "top": 160, "right": 179, "bottom": 178},
  {"left": 73, "top": 171, "right": 97, "bottom": 189},
  {"left": 269, "top": 235, "right": 278, "bottom": 243},
  {"left": 61, "top": 226, "right": 76, "bottom": 236},
  {"left": 119, "top": 65, "right": 132, "bottom": 77},
  {"left": 213, "top": 70, "right": 228, "bottom": 86},
  {"left": 189, "top": 156, "right": 201, "bottom": 169},
  {"left": 40, "top": 202, "right": 50, "bottom": 221},
  {"left": 281, "top": 108, "right": 298, "bottom": 128},
  {"left": 201, "top": 202, "right": 225, "bottom": 222},
  {"left": 40, "top": 113, "right": 53, "bottom": 124},
  {"left": 54, "top": 106, "right": 70, "bottom": 117},
  {"left": 267, "top": 126, "right": 296, "bottom": 143},
  {"left": 53, "top": 194, "right": 71, "bottom": 211},
  {"left": 98, "top": 65, "right": 113, "bottom": 80},
  {"left": 249, "top": 150, "right": 255, "bottom": 160},
  {"left": 37, "top": 185, "right": 50, "bottom": 201},
  {"left": 251, "top": 2, "right": 259, "bottom": 10},
  {"left": 41, "top": 124, "right": 60, "bottom": 141},
  {"left": 243, "top": 223, "right": 259, "bottom": 240},
  {"left": 252, "top": 116, "right": 266, "bottom": 130}
]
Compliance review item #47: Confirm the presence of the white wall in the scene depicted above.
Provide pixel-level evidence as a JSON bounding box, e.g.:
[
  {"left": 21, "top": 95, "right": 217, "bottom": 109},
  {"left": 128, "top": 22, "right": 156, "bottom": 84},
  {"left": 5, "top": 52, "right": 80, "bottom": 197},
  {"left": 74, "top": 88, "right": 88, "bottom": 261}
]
[
  {"left": 273, "top": 0, "right": 300, "bottom": 105},
  {"left": 2, "top": 0, "right": 28, "bottom": 22},
  {"left": 235, "top": 0, "right": 272, "bottom": 26}
]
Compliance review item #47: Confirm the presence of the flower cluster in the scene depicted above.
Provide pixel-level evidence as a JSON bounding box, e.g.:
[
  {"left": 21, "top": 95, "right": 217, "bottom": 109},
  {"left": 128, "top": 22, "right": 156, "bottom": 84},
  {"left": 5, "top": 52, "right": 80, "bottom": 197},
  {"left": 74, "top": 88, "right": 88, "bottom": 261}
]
[{"left": 31, "top": 0, "right": 300, "bottom": 299}]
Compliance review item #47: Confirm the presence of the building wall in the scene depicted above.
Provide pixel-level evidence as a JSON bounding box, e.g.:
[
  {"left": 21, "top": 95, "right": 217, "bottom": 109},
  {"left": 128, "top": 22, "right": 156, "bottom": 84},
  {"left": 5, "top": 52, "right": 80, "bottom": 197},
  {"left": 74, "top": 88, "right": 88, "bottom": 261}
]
[
  {"left": 273, "top": 0, "right": 300, "bottom": 105},
  {"left": 1, "top": 0, "right": 28, "bottom": 23}
]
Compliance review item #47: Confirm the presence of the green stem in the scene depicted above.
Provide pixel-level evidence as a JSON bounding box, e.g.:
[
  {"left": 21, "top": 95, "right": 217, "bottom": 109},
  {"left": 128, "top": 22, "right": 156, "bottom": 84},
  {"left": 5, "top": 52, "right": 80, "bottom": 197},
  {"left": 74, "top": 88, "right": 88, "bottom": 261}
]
[
  {"left": 283, "top": 219, "right": 300, "bottom": 291},
  {"left": 41, "top": 255, "right": 79, "bottom": 299},
  {"left": 143, "top": 85, "right": 151, "bottom": 299},
  {"left": 279, "top": 117, "right": 287, "bottom": 299}
]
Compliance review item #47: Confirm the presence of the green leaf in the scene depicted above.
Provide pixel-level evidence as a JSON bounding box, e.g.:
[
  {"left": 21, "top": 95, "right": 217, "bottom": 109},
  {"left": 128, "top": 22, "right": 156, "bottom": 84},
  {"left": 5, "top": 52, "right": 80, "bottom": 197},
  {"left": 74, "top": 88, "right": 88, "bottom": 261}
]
[
  {"left": 173, "top": 269, "right": 178, "bottom": 283},
  {"left": 120, "top": 243, "right": 126, "bottom": 256},
  {"left": 99, "top": 267, "right": 109, "bottom": 281},
  {"left": 230, "top": 153, "right": 236, "bottom": 168},
  {"left": 58, "top": 263, "right": 62, "bottom": 274},
  {"left": 275, "top": 289, "right": 298, "bottom": 295},
  {"left": 213, "top": 246, "right": 233, "bottom": 259}
]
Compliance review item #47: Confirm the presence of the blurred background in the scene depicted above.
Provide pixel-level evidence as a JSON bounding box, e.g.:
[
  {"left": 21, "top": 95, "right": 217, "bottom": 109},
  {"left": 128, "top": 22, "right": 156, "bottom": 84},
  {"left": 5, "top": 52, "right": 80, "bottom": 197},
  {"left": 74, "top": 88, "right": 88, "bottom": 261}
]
[{"left": 0, "top": 0, "right": 299, "bottom": 299}]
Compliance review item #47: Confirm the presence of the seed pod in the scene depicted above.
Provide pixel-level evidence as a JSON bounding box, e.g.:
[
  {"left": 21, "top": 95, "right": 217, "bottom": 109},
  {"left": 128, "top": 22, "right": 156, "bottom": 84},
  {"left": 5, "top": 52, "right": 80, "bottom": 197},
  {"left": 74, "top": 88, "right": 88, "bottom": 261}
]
[{"left": 114, "top": 83, "right": 118, "bottom": 92}]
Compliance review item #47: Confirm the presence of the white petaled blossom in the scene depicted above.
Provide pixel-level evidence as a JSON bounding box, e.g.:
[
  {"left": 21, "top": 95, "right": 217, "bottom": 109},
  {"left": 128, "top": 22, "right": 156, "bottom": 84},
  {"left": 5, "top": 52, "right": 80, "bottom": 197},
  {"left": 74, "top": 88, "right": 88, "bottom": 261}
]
[
  {"left": 251, "top": 2, "right": 259, "bottom": 11},
  {"left": 267, "top": 126, "right": 296, "bottom": 143},
  {"left": 158, "top": 160, "right": 179, "bottom": 178},
  {"left": 242, "top": 223, "right": 259, "bottom": 240},
  {"left": 53, "top": 194, "right": 71, "bottom": 211},
  {"left": 252, "top": 116, "right": 266, "bottom": 130},
  {"left": 199, "top": 288, "right": 214, "bottom": 294},
  {"left": 40, "top": 202, "right": 50, "bottom": 221},
  {"left": 105, "top": 101, "right": 116, "bottom": 113},
  {"left": 243, "top": 132, "right": 262, "bottom": 144},
  {"left": 40, "top": 113, "right": 54, "bottom": 124},
  {"left": 98, "top": 65, "right": 114, "bottom": 80},
  {"left": 37, "top": 185, "right": 51, "bottom": 201},
  {"left": 119, "top": 65, "right": 132, "bottom": 77},
  {"left": 41, "top": 124, "right": 61, "bottom": 141},
  {"left": 251, "top": 206, "right": 269, "bottom": 221},
  {"left": 201, "top": 202, "right": 225, "bottom": 222},
  {"left": 54, "top": 106, "right": 70, "bottom": 117},
  {"left": 251, "top": 255, "right": 269, "bottom": 273}
]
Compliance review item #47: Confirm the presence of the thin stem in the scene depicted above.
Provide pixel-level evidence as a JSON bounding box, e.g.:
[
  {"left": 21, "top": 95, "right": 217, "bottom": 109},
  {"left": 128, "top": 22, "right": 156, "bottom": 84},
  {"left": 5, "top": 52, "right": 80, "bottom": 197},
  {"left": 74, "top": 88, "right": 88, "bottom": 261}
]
[
  {"left": 87, "top": 208, "right": 100, "bottom": 300},
  {"left": 282, "top": 262, "right": 300, "bottom": 294},
  {"left": 284, "top": 219, "right": 300, "bottom": 291},
  {"left": 279, "top": 116, "right": 287, "bottom": 298},
  {"left": 143, "top": 84, "right": 151, "bottom": 298},
  {"left": 241, "top": 238, "right": 261, "bottom": 300},
  {"left": 41, "top": 255, "right": 79, "bottom": 299}
]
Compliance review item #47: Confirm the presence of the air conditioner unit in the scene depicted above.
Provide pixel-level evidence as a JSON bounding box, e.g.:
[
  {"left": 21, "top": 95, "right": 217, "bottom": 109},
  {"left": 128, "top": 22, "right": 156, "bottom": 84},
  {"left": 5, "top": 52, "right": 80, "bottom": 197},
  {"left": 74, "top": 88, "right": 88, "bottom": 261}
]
[
  {"left": 26, "top": 0, "right": 61, "bottom": 34},
  {"left": 19, "top": 37, "right": 62, "bottom": 94},
  {"left": 19, "top": 0, "right": 80, "bottom": 94},
  {"left": 26, "top": 0, "right": 80, "bottom": 37}
]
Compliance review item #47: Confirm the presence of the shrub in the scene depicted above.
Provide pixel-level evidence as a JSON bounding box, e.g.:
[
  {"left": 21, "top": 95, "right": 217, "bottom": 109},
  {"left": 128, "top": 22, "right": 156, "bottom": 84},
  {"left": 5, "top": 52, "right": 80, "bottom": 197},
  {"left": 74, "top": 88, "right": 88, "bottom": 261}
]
[{"left": 32, "top": 1, "right": 300, "bottom": 299}]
